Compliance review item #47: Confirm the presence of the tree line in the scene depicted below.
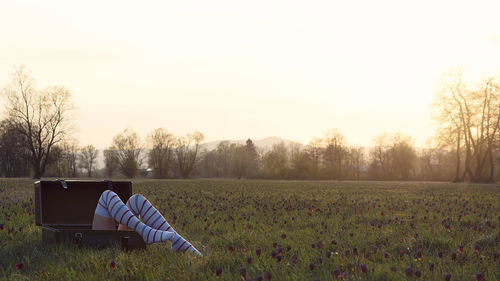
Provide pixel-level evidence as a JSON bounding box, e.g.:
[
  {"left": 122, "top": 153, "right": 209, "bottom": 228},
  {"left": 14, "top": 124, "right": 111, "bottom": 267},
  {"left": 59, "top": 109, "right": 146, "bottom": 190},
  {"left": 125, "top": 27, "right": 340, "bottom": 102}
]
[
  {"left": 1, "top": 66, "right": 499, "bottom": 182},
  {"left": 197, "top": 130, "right": 454, "bottom": 181}
]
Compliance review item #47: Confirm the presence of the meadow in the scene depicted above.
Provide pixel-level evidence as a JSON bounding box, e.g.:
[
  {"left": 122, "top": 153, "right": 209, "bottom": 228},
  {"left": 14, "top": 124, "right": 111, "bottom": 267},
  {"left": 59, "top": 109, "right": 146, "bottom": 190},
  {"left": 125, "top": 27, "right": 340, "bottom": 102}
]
[{"left": 0, "top": 179, "right": 499, "bottom": 281}]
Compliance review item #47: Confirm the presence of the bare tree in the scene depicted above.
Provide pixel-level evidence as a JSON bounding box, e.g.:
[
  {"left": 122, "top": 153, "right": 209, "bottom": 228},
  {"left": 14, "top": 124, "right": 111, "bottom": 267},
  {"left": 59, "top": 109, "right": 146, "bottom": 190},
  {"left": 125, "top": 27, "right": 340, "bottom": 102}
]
[
  {"left": 45, "top": 144, "right": 65, "bottom": 177},
  {"left": 306, "top": 137, "right": 323, "bottom": 176},
  {"left": 416, "top": 138, "right": 455, "bottom": 181},
  {"left": 389, "top": 133, "right": 416, "bottom": 180},
  {"left": 345, "top": 146, "right": 364, "bottom": 180},
  {"left": 62, "top": 139, "right": 79, "bottom": 177},
  {"left": 79, "top": 144, "right": 99, "bottom": 177},
  {"left": 263, "top": 141, "right": 289, "bottom": 178},
  {"left": 174, "top": 131, "right": 204, "bottom": 178},
  {"left": 147, "top": 128, "right": 175, "bottom": 178},
  {"left": 103, "top": 148, "right": 119, "bottom": 177},
  {"left": 244, "top": 138, "right": 260, "bottom": 178},
  {"left": 322, "top": 129, "right": 346, "bottom": 179},
  {"left": 288, "top": 142, "right": 302, "bottom": 171},
  {"left": 368, "top": 132, "right": 416, "bottom": 180},
  {"left": 216, "top": 141, "right": 232, "bottom": 177},
  {"left": 0, "top": 119, "right": 30, "bottom": 177},
  {"left": 231, "top": 144, "right": 251, "bottom": 179},
  {"left": 433, "top": 72, "right": 468, "bottom": 181},
  {"left": 434, "top": 72, "right": 500, "bottom": 182},
  {"left": 370, "top": 133, "right": 392, "bottom": 180},
  {"left": 1, "top": 66, "right": 74, "bottom": 178},
  {"left": 417, "top": 139, "right": 437, "bottom": 181},
  {"left": 198, "top": 149, "right": 220, "bottom": 177},
  {"left": 109, "top": 128, "right": 143, "bottom": 178},
  {"left": 288, "top": 142, "right": 312, "bottom": 179}
]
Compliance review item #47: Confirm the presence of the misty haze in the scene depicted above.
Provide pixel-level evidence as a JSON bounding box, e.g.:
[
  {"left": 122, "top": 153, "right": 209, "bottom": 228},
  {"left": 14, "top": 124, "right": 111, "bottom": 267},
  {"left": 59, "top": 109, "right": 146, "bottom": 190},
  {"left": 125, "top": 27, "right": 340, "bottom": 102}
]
[{"left": 1, "top": 1, "right": 499, "bottom": 280}]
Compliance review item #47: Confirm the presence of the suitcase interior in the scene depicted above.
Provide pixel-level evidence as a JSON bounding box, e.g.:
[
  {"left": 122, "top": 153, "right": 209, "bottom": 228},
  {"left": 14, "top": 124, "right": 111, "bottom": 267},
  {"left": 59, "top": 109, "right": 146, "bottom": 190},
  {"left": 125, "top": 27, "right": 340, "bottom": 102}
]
[{"left": 35, "top": 180, "right": 146, "bottom": 250}]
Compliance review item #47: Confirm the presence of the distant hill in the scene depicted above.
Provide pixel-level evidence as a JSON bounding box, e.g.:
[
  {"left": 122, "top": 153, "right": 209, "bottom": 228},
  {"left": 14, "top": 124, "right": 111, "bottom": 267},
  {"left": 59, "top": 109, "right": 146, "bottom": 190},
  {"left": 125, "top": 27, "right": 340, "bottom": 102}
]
[{"left": 201, "top": 136, "right": 304, "bottom": 152}]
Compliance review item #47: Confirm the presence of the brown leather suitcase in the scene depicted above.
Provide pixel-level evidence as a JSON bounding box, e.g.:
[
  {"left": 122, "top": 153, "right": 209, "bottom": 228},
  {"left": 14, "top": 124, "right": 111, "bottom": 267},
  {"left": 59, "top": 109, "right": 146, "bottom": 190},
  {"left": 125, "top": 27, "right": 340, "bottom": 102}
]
[{"left": 35, "top": 180, "right": 146, "bottom": 250}]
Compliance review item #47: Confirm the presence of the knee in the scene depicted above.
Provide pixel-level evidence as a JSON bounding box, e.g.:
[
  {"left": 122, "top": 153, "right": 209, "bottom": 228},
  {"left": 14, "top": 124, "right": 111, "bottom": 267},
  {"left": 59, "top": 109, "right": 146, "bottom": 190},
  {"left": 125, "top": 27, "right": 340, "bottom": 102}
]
[
  {"left": 101, "top": 190, "right": 117, "bottom": 202},
  {"left": 102, "top": 189, "right": 116, "bottom": 196},
  {"left": 129, "top": 193, "right": 144, "bottom": 202},
  {"left": 128, "top": 194, "right": 138, "bottom": 204},
  {"left": 128, "top": 194, "right": 145, "bottom": 213},
  {"left": 130, "top": 193, "right": 147, "bottom": 203}
]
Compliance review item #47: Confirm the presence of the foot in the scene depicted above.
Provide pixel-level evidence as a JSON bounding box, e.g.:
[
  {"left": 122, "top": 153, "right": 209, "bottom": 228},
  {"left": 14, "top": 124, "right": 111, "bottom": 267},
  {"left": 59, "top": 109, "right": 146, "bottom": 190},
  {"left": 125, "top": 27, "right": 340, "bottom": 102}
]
[{"left": 171, "top": 233, "right": 203, "bottom": 256}]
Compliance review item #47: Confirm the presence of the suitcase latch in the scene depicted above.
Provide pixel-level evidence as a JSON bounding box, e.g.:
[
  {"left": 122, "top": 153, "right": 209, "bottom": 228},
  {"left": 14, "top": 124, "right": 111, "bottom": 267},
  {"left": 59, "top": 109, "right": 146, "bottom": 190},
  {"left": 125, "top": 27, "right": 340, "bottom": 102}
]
[
  {"left": 58, "top": 179, "right": 68, "bottom": 189},
  {"left": 121, "top": 236, "right": 129, "bottom": 252},
  {"left": 73, "top": 232, "right": 83, "bottom": 247}
]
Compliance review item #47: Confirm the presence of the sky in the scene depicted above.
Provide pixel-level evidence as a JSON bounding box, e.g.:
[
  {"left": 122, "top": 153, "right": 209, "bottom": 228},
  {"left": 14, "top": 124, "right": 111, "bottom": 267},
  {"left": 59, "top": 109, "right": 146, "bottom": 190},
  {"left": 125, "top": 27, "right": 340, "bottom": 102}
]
[{"left": 1, "top": 0, "right": 500, "bottom": 149}]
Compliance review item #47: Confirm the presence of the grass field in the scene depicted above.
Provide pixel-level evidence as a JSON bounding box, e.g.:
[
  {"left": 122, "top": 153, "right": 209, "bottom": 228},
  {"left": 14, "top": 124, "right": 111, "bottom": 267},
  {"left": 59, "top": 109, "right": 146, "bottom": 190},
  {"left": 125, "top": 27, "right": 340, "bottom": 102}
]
[{"left": 0, "top": 179, "right": 499, "bottom": 281}]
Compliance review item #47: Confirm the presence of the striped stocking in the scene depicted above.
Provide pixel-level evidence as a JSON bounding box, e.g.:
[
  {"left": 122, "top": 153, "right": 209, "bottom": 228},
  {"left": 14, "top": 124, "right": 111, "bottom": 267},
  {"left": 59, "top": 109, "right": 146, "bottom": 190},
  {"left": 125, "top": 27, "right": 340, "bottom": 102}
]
[
  {"left": 126, "top": 194, "right": 177, "bottom": 233},
  {"left": 95, "top": 190, "right": 202, "bottom": 256},
  {"left": 126, "top": 194, "right": 199, "bottom": 254}
]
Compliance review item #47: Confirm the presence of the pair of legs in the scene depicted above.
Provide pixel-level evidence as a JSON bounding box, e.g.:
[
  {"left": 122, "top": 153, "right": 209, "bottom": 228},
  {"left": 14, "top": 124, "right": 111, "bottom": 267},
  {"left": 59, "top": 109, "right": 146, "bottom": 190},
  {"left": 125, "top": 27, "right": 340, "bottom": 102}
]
[{"left": 92, "top": 190, "right": 202, "bottom": 256}]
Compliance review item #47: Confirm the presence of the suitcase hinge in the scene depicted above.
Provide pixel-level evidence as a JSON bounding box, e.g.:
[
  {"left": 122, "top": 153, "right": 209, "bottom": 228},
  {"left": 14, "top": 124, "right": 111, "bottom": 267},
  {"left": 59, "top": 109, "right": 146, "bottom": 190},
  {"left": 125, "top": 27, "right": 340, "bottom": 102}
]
[{"left": 104, "top": 180, "right": 114, "bottom": 191}]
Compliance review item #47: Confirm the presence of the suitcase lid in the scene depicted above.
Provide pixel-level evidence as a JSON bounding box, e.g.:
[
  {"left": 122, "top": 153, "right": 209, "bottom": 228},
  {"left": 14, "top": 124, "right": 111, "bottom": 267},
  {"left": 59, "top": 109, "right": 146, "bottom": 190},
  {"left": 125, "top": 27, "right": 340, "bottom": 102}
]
[{"left": 35, "top": 180, "right": 132, "bottom": 227}]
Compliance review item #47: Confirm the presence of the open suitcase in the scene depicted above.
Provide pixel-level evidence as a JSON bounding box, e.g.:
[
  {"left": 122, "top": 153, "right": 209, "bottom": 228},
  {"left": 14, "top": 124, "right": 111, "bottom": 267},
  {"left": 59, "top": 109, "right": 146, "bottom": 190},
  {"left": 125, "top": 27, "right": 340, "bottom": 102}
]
[{"left": 35, "top": 180, "right": 146, "bottom": 250}]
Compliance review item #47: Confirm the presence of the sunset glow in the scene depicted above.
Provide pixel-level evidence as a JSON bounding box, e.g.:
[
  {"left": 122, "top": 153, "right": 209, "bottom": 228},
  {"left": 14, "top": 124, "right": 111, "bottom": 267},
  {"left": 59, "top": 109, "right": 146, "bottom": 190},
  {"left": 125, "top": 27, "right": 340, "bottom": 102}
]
[{"left": 1, "top": 0, "right": 500, "bottom": 147}]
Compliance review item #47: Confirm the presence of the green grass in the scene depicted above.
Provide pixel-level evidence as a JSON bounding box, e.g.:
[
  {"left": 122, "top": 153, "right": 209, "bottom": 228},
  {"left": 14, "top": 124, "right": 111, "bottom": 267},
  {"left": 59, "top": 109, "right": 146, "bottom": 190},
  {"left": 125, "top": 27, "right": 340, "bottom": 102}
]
[{"left": 1, "top": 179, "right": 499, "bottom": 280}]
